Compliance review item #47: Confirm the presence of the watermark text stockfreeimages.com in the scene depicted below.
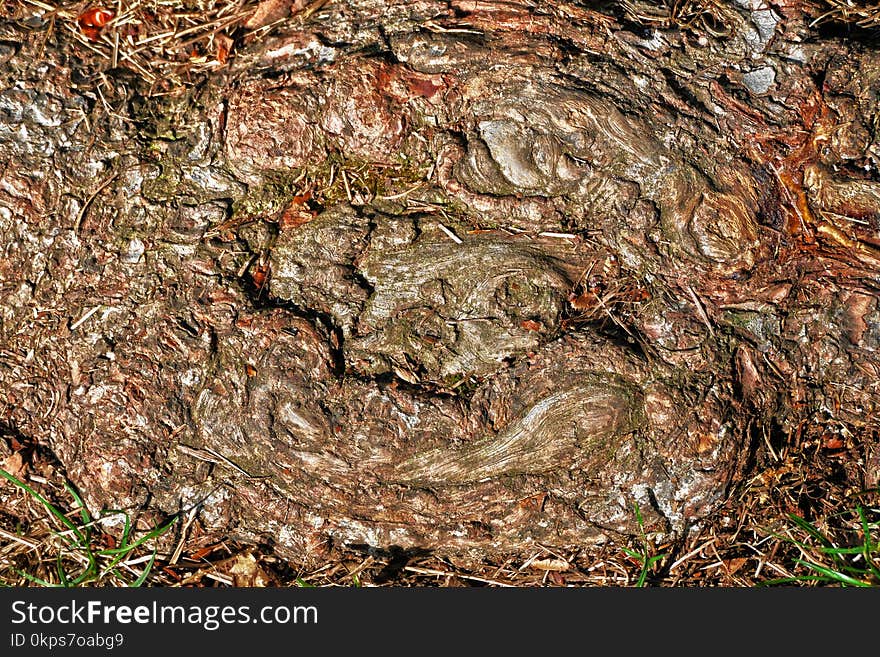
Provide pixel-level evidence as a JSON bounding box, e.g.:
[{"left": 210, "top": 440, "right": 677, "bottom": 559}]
[{"left": 10, "top": 600, "right": 317, "bottom": 632}]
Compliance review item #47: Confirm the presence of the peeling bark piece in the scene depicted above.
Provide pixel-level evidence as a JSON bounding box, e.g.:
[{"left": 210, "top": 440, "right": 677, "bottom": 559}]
[
  {"left": 245, "top": 0, "right": 300, "bottom": 30},
  {"left": 317, "top": 59, "right": 410, "bottom": 164},
  {"left": 389, "top": 30, "right": 491, "bottom": 73},
  {"left": 841, "top": 292, "right": 877, "bottom": 347}
]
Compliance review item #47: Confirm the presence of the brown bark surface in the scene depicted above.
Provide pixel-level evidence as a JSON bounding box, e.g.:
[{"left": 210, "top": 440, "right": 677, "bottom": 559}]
[{"left": 1, "top": 1, "right": 878, "bottom": 571}]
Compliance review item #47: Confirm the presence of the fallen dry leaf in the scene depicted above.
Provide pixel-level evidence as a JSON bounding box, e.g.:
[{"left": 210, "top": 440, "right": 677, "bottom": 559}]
[
  {"left": 245, "top": 0, "right": 307, "bottom": 30},
  {"left": 278, "top": 192, "right": 317, "bottom": 229},
  {"left": 228, "top": 551, "right": 274, "bottom": 587},
  {"left": 78, "top": 7, "right": 115, "bottom": 28},
  {"left": 77, "top": 7, "right": 115, "bottom": 42},
  {"left": 2, "top": 450, "right": 24, "bottom": 479},
  {"left": 548, "top": 571, "right": 566, "bottom": 585},
  {"left": 821, "top": 434, "right": 845, "bottom": 450},
  {"left": 215, "top": 33, "right": 234, "bottom": 65},
  {"left": 723, "top": 557, "right": 748, "bottom": 575},
  {"left": 736, "top": 346, "right": 761, "bottom": 400},
  {"left": 528, "top": 558, "right": 570, "bottom": 572}
]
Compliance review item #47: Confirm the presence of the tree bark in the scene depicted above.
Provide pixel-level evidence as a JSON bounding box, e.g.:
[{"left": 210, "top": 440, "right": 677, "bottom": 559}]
[{"left": 1, "top": 1, "right": 878, "bottom": 567}]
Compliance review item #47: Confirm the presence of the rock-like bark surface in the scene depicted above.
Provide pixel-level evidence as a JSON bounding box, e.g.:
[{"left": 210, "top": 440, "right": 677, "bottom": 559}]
[{"left": 1, "top": 2, "right": 878, "bottom": 566}]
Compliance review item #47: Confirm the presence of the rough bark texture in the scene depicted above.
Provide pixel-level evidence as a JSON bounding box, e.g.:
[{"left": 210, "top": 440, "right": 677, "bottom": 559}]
[{"left": 1, "top": 1, "right": 878, "bottom": 567}]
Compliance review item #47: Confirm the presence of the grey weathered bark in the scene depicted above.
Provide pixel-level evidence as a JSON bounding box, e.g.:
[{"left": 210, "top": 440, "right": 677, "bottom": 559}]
[{"left": 1, "top": 1, "right": 878, "bottom": 567}]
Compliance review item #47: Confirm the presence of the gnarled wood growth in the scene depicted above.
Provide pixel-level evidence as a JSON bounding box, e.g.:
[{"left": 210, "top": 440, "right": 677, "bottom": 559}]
[{"left": 0, "top": 2, "right": 878, "bottom": 566}]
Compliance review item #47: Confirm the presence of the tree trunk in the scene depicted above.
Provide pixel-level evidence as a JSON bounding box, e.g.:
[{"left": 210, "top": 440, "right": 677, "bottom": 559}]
[{"left": 1, "top": 1, "right": 878, "bottom": 567}]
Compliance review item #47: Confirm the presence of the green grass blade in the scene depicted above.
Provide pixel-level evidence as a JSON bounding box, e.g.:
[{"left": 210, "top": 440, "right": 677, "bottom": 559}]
[
  {"left": 633, "top": 501, "right": 644, "bottom": 528},
  {"left": 59, "top": 482, "right": 100, "bottom": 582},
  {"left": 14, "top": 568, "right": 57, "bottom": 587},
  {"left": 770, "top": 505, "right": 880, "bottom": 588},
  {"left": 0, "top": 468, "right": 86, "bottom": 544},
  {"left": 118, "top": 512, "right": 133, "bottom": 550},
  {"left": 131, "top": 550, "right": 158, "bottom": 588},
  {"left": 639, "top": 554, "right": 665, "bottom": 588},
  {"left": 94, "top": 509, "right": 134, "bottom": 552},
  {"left": 817, "top": 545, "right": 866, "bottom": 557},
  {"left": 795, "top": 560, "right": 871, "bottom": 587},
  {"left": 56, "top": 555, "right": 73, "bottom": 588},
  {"left": 620, "top": 502, "right": 666, "bottom": 587},
  {"left": 787, "top": 513, "right": 834, "bottom": 548},
  {"left": 97, "top": 515, "right": 178, "bottom": 558},
  {"left": 94, "top": 515, "right": 178, "bottom": 584},
  {"left": 857, "top": 507, "right": 872, "bottom": 540},
  {"left": 64, "top": 481, "right": 91, "bottom": 527},
  {"left": 621, "top": 547, "right": 641, "bottom": 559},
  {"left": 853, "top": 506, "right": 879, "bottom": 581}
]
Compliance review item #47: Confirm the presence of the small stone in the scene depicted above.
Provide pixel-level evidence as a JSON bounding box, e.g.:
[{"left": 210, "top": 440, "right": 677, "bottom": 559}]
[
  {"left": 120, "top": 237, "right": 145, "bottom": 264},
  {"left": 743, "top": 66, "right": 776, "bottom": 95}
]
